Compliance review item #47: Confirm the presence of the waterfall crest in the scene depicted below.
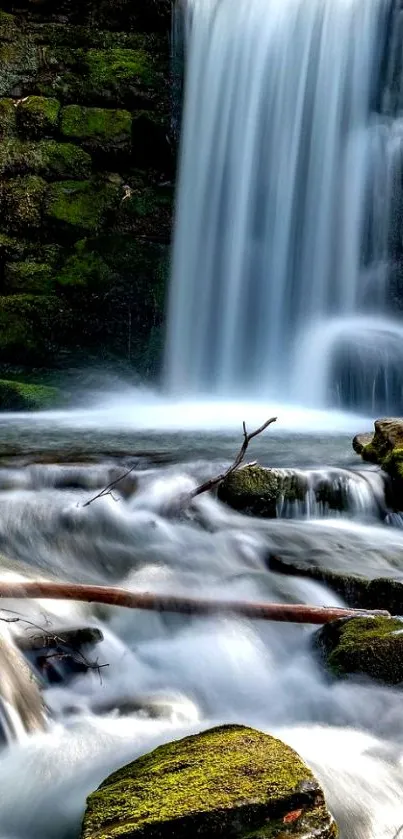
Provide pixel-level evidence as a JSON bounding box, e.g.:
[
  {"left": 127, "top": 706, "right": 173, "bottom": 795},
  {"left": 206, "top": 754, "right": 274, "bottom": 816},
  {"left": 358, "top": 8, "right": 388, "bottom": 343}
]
[{"left": 166, "top": 0, "right": 403, "bottom": 413}]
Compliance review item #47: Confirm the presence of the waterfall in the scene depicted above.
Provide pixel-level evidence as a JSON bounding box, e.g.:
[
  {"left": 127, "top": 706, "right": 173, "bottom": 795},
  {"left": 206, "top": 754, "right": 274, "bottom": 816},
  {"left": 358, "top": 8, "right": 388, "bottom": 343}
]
[{"left": 165, "top": 0, "right": 403, "bottom": 413}]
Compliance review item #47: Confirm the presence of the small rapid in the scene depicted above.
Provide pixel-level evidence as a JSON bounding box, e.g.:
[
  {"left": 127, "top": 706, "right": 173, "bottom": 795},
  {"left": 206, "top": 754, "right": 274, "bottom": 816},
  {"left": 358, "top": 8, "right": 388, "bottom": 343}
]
[{"left": 0, "top": 420, "right": 400, "bottom": 838}]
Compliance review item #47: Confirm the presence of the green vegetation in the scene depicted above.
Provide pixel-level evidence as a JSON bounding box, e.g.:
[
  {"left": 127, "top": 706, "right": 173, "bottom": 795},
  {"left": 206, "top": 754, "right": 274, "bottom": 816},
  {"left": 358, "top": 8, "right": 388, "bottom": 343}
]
[
  {"left": 60, "top": 105, "right": 132, "bottom": 149},
  {"left": 16, "top": 97, "right": 60, "bottom": 138},
  {"left": 0, "top": 99, "right": 16, "bottom": 138},
  {"left": 85, "top": 47, "right": 158, "bottom": 92},
  {"left": 4, "top": 261, "right": 54, "bottom": 294},
  {"left": 316, "top": 616, "right": 403, "bottom": 684},
  {"left": 0, "top": 379, "right": 61, "bottom": 411},
  {"left": 45, "top": 179, "right": 119, "bottom": 232},
  {"left": 0, "top": 175, "right": 47, "bottom": 231},
  {"left": 82, "top": 725, "right": 337, "bottom": 839},
  {"left": 0, "top": 140, "right": 91, "bottom": 179}
]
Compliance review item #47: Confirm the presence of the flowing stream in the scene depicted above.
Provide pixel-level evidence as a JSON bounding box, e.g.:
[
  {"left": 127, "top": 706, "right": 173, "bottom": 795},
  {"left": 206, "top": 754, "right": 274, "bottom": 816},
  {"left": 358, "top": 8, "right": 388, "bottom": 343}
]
[{"left": 0, "top": 402, "right": 402, "bottom": 838}]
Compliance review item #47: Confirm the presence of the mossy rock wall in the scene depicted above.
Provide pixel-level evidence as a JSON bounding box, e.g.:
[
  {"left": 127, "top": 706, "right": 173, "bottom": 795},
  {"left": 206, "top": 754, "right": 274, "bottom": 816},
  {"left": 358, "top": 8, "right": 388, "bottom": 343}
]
[{"left": 0, "top": 0, "right": 173, "bottom": 375}]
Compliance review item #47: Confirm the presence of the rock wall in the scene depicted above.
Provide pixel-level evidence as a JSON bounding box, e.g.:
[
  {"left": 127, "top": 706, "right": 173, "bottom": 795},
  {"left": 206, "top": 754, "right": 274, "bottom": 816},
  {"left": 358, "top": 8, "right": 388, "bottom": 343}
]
[{"left": 0, "top": 0, "right": 173, "bottom": 377}]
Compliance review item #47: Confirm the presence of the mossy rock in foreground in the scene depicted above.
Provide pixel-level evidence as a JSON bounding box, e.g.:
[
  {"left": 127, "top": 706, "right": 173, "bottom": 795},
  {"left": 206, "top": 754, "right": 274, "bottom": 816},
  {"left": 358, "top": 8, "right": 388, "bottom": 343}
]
[
  {"left": 0, "top": 379, "right": 62, "bottom": 411},
  {"left": 81, "top": 725, "right": 337, "bottom": 839},
  {"left": 315, "top": 615, "right": 403, "bottom": 685}
]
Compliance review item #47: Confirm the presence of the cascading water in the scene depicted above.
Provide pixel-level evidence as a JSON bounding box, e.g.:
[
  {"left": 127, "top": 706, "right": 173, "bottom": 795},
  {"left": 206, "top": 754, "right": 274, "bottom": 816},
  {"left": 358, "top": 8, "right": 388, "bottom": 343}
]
[{"left": 166, "top": 0, "right": 403, "bottom": 413}]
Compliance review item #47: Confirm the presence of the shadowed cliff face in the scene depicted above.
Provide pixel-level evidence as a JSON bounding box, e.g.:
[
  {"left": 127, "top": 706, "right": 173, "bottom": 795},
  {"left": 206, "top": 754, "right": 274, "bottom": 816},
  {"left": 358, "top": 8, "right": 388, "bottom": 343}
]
[{"left": 0, "top": 0, "right": 173, "bottom": 377}]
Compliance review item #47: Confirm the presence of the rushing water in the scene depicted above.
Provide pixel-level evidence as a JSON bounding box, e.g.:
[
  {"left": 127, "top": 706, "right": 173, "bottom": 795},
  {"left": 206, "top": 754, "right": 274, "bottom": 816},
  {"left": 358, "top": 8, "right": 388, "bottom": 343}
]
[
  {"left": 166, "top": 0, "right": 403, "bottom": 413},
  {"left": 0, "top": 404, "right": 402, "bottom": 837}
]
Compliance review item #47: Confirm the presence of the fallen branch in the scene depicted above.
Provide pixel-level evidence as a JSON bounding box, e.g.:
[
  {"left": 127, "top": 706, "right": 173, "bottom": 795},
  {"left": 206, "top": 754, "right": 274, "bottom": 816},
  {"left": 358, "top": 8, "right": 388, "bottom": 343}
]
[
  {"left": 190, "top": 416, "right": 277, "bottom": 498},
  {"left": 0, "top": 581, "right": 390, "bottom": 624},
  {"left": 82, "top": 416, "right": 277, "bottom": 508}
]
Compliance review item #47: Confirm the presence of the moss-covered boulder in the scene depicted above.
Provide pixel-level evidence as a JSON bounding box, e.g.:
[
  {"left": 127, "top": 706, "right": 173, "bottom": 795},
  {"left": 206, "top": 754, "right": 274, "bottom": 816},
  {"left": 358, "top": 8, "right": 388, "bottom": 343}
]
[
  {"left": 0, "top": 175, "right": 47, "bottom": 231},
  {"left": 60, "top": 105, "right": 132, "bottom": 153},
  {"left": 354, "top": 418, "right": 403, "bottom": 508},
  {"left": 0, "top": 139, "right": 92, "bottom": 179},
  {"left": 81, "top": 725, "right": 337, "bottom": 839},
  {"left": 16, "top": 96, "right": 60, "bottom": 138},
  {"left": 0, "top": 379, "right": 61, "bottom": 410},
  {"left": 0, "top": 98, "right": 16, "bottom": 138},
  {"left": 315, "top": 615, "right": 403, "bottom": 684},
  {"left": 4, "top": 261, "right": 54, "bottom": 294},
  {"left": 45, "top": 178, "right": 119, "bottom": 233}
]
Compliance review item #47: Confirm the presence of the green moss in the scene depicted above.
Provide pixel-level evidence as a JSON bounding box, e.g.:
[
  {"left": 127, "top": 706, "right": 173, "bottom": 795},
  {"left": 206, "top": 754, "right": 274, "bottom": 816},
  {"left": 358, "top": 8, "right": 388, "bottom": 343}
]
[
  {"left": 0, "top": 379, "right": 61, "bottom": 411},
  {"left": 45, "top": 179, "right": 119, "bottom": 232},
  {"left": 16, "top": 97, "right": 60, "bottom": 139},
  {"left": 218, "top": 465, "right": 281, "bottom": 518},
  {"left": 60, "top": 105, "right": 132, "bottom": 150},
  {"left": 0, "top": 234, "right": 60, "bottom": 265},
  {"left": 0, "top": 175, "right": 47, "bottom": 231},
  {"left": 0, "top": 140, "right": 91, "bottom": 179},
  {"left": 82, "top": 725, "right": 336, "bottom": 839},
  {"left": 0, "top": 294, "right": 66, "bottom": 363},
  {"left": 0, "top": 41, "right": 39, "bottom": 98},
  {"left": 316, "top": 616, "right": 403, "bottom": 684},
  {"left": 0, "top": 11, "right": 18, "bottom": 42},
  {"left": 85, "top": 47, "right": 158, "bottom": 90},
  {"left": 0, "top": 99, "right": 16, "bottom": 139},
  {"left": 56, "top": 240, "right": 115, "bottom": 289},
  {"left": 4, "top": 262, "right": 54, "bottom": 295}
]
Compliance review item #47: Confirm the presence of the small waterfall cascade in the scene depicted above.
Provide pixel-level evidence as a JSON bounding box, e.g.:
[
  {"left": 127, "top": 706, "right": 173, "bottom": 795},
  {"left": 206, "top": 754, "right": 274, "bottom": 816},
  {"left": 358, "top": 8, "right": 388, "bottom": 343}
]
[{"left": 166, "top": 0, "right": 403, "bottom": 413}]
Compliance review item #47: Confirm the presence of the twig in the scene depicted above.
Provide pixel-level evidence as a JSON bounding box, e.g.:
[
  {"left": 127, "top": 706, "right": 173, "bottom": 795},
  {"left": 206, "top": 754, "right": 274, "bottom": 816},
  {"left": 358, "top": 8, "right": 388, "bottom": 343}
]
[
  {"left": 82, "top": 417, "right": 277, "bottom": 508},
  {"left": 0, "top": 581, "right": 391, "bottom": 624},
  {"left": 191, "top": 416, "right": 277, "bottom": 498},
  {"left": 82, "top": 463, "right": 137, "bottom": 507}
]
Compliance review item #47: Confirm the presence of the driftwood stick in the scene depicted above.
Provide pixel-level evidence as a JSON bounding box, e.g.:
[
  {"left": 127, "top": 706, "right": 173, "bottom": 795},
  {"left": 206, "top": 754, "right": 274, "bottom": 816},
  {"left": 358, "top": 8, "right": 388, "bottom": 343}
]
[
  {"left": 191, "top": 416, "right": 277, "bottom": 498},
  {"left": 0, "top": 581, "right": 390, "bottom": 624}
]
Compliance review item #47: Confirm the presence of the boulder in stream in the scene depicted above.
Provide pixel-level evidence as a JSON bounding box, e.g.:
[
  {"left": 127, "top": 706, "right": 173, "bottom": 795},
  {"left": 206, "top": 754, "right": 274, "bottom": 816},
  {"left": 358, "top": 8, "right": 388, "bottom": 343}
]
[
  {"left": 81, "top": 724, "right": 337, "bottom": 839},
  {"left": 315, "top": 615, "right": 403, "bottom": 685},
  {"left": 353, "top": 418, "right": 403, "bottom": 508}
]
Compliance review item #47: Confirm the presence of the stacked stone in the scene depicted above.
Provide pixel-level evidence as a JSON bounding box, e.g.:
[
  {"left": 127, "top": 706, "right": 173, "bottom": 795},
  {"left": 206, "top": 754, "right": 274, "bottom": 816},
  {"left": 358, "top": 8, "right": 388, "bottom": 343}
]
[{"left": 0, "top": 0, "right": 172, "bottom": 373}]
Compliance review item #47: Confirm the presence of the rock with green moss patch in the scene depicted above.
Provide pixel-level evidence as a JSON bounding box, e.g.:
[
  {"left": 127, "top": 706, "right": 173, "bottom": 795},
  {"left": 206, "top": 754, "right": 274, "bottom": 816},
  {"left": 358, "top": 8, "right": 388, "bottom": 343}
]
[
  {"left": 81, "top": 725, "right": 337, "bottom": 839},
  {"left": 45, "top": 179, "right": 119, "bottom": 233},
  {"left": 83, "top": 48, "right": 161, "bottom": 105},
  {"left": 0, "top": 11, "right": 18, "bottom": 42},
  {"left": 4, "top": 261, "right": 54, "bottom": 294},
  {"left": 0, "top": 175, "right": 47, "bottom": 231},
  {"left": 0, "top": 139, "right": 92, "bottom": 179},
  {"left": 353, "top": 418, "right": 403, "bottom": 508},
  {"left": 0, "top": 379, "right": 61, "bottom": 411},
  {"left": 16, "top": 96, "right": 60, "bottom": 138},
  {"left": 0, "top": 294, "right": 70, "bottom": 364},
  {"left": 55, "top": 240, "right": 115, "bottom": 289},
  {"left": 315, "top": 615, "right": 403, "bottom": 684},
  {"left": 60, "top": 105, "right": 132, "bottom": 152},
  {"left": 0, "top": 99, "right": 16, "bottom": 139}
]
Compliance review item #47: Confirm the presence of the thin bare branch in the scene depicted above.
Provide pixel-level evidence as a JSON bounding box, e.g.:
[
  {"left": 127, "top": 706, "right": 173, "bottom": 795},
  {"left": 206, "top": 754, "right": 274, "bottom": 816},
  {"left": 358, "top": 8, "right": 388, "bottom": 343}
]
[
  {"left": 82, "top": 417, "right": 277, "bottom": 508},
  {"left": 82, "top": 463, "right": 137, "bottom": 508},
  {"left": 191, "top": 416, "right": 277, "bottom": 498}
]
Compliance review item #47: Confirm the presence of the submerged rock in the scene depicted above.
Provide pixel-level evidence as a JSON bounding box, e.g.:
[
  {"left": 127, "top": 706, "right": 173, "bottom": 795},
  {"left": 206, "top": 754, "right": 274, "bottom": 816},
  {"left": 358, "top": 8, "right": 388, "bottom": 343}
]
[
  {"left": 81, "top": 724, "right": 337, "bottom": 839},
  {"left": 315, "top": 615, "right": 403, "bottom": 685},
  {"left": 353, "top": 418, "right": 403, "bottom": 508}
]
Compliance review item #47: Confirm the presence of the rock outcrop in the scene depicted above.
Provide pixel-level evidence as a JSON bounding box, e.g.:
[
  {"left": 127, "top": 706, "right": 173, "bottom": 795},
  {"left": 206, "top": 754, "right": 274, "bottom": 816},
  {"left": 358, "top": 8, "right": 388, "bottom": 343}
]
[
  {"left": 353, "top": 418, "right": 403, "bottom": 508},
  {"left": 0, "top": 0, "right": 173, "bottom": 377},
  {"left": 315, "top": 615, "right": 403, "bottom": 685},
  {"left": 81, "top": 724, "right": 338, "bottom": 839}
]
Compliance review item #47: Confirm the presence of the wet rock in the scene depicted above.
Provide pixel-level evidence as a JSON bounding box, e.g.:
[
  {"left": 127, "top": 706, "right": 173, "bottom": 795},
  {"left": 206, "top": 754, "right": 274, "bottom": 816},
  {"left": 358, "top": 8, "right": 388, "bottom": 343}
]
[
  {"left": 315, "top": 615, "right": 403, "bottom": 684},
  {"left": 81, "top": 724, "right": 338, "bottom": 839},
  {"left": 18, "top": 625, "right": 104, "bottom": 686},
  {"left": 268, "top": 555, "right": 403, "bottom": 615},
  {"left": 0, "top": 633, "right": 45, "bottom": 739},
  {"left": 354, "top": 418, "right": 403, "bottom": 508}
]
